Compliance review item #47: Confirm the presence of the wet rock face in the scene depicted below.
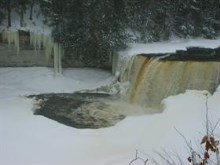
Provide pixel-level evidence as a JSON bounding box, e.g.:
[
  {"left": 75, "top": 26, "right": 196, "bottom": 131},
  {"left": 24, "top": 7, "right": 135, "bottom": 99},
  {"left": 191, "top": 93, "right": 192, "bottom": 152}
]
[
  {"left": 29, "top": 93, "right": 125, "bottom": 129},
  {"left": 140, "top": 46, "right": 220, "bottom": 61}
]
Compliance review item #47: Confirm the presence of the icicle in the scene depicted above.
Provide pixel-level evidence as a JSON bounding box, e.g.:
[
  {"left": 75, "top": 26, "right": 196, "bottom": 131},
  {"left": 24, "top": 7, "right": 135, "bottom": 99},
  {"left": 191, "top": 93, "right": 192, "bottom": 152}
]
[
  {"left": 7, "top": 31, "right": 12, "bottom": 47},
  {"left": 2, "top": 30, "right": 20, "bottom": 55},
  {"left": 37, "top": 33, "right": 43, "bottom": 50},
  {"left": 29, "top": 31, "right": 63, "bottom": 76},
  {"left": 30, "top": 32, "right": 41, "bottom": 52},
  {"left": 14, "top": 31, "right": 20, "bottom": 55},
  {"left": 2, "top": 30, "right": 63, "bottom": 76},
  {"left": 33, "top": 32, "right": 37, "bottom": 50},
  {"left": 58, "top": 44, "right": 63, "bottom": 74},
  {"left": 112, "top": 52, "right": 119, "bottom": 76},
  {"left": 53, "top": 43, "right": 58, "bottom": 75},
  {"left": 44, "top": 35, "right": 54, "bottom": 61},
  {"left": 2, "top": 30, "right": 7, "bottom": 42},
  {"left": 5, "top": 31, "right": 11, "bottom": 47},
  {"left": 53, "top": 42, "right": 63, "bottom": 76}
]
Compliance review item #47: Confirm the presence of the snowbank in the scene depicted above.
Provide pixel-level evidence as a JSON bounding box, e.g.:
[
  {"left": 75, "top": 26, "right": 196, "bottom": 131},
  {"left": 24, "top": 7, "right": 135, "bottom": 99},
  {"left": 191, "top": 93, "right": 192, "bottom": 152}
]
[
  {"left": 120, "top": 38, "right": 220, "bottom": 58},
  {"left": 1, "top": 67, "right": 220, "bottom": 165},
  {"left": 1, "top": 34, "right": 220, "bottom": 165}
]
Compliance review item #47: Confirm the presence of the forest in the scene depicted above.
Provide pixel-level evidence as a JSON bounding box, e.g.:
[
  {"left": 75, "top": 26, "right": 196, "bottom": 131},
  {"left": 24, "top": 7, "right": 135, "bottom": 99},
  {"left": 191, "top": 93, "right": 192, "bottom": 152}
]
[{"left": 0, "top": 0, "right": 220, "bottom": 66}]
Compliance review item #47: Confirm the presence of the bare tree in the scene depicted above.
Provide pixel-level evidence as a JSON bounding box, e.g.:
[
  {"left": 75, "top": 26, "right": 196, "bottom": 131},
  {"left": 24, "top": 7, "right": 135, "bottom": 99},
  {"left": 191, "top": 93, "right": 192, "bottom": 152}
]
[
  {"left": 129, "top": 150, "right": 148, "bottom": 165},
  {"left": 176, "top": 93, "right": 220, "bottom": 165}
]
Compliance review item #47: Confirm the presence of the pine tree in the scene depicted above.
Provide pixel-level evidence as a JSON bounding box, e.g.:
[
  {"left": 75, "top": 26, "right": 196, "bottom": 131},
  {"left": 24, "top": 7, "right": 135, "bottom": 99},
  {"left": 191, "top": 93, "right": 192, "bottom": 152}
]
[
  {"left": 0, "top": 0, "right": 6, "bottom": 25},
  {"left": 14, "top": 0, "right": 31, "bottom": 27},
  {"left": 40, "top": 0, "right": 220, "bottom": 67},
  {"left": 41, "top": 0, "right": 129, "bottom": 68},
  {"left": 0, "top": 0, "right": 32, "bottom": 27},
  {"left": 29, "top": 0, "right": 35, "bottom": 20},
  {"left": 125, "top": 0, "right": 220, "bottom": 41},
  {"left": 0, "top": 0, "right": 12, "bottom": 27}
]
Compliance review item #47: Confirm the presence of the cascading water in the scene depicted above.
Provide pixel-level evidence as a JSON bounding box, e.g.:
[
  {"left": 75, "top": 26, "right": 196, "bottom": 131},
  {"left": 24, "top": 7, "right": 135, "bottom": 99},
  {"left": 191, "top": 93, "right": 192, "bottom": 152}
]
[
  {"left": 31, "top": 47, "right": 220, "bottom": 128},
  {"left": 119, "top": 55, "right": 220, "bottom": 109}
]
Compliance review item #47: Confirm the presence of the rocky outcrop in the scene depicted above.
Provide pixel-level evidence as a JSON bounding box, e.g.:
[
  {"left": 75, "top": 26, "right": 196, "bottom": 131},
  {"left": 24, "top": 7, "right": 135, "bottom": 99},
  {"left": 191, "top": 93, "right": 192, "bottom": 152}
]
[
  {"left": 29, "top": 93, "right": 125, "bottom": 129},
  {"left": 140, "top": 47, "right": 220, "bottom": 61},
  {"left": 0, "top": 30, "right": 112, "bottom": 69}
]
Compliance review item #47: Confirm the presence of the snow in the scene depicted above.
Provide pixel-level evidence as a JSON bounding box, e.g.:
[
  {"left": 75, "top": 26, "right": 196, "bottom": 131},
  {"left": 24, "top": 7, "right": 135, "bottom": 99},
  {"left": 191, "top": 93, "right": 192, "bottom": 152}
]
[
  {"left": 120, "top": 38, "right": 220, "bottom": 58},
  {"left": 0, "top": 67, "right": 112, "bottom": 96},
  {"left": 1, "top": 66, "right": 220, "bottom": 165},
  {"left": 1, "top": 38, "right": 220, "bottom": 165},
  {"left": 0, "top": 67, "right": 114, "bottom": 165}
]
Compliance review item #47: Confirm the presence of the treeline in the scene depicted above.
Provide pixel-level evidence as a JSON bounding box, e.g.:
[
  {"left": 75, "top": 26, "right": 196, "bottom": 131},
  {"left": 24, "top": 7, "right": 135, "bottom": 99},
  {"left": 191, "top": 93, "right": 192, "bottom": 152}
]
[
  {"left": 0, "top": 0, "right": 37, "bottom": 27},
  {"left": 0, "top": 0, "right": 220, "bottom": 67},
  {"left": 126, "top": 0, "right": 220, "bottom": 41},
  {"left": 41, "top": 0, "right": 220, "bottom": 67},
  {"left": 40, "top": 0, "right": 129, "bottom": 67}
]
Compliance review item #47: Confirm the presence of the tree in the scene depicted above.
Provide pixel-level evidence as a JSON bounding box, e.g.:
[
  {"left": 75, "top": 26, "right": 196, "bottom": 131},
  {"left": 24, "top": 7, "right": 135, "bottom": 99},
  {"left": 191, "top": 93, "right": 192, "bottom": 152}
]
[
  {"left": 0, "top": 0, "right": 31, "bottom": 27},
  {"left": 125, "top": 0, "right": 220, "bottom": 41},
  {"left": 0, "top": 0, "right": 12, "bottom": 27},
  {"left": 29, "top": 0, "right": 35, "bottom": 20},
  {"left": 41, "top": 0, "right": 129, "bottom": 68},
  {"left": 40, "top": 0, "right": 220, "bottom": 68},
  {"left": 125, "top": 0, "right": 172, "bottom": 42},
  {"left": 0, "top": 0, "right": 6, "bottom": 25},
  {"left": 15, "top": 0, "right": 31, "bottom": 27}
]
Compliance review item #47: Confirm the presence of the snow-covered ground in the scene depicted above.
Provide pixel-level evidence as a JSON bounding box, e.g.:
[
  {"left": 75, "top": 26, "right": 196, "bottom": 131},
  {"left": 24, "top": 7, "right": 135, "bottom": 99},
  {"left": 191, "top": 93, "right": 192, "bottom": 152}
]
[
  {"left": 1, "top": 39, "right": 220, "bottom": 165},
  {"left": 1, "top": 68, "right": 220, "bottom": 165},
  {"left": 120, "top": 38, "right": 220, "bottom": 58}
]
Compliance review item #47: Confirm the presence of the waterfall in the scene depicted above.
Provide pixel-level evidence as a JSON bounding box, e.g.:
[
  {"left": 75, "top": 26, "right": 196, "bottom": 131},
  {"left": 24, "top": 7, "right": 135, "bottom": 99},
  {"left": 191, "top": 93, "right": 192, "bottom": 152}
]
[{"left": 120, "top": 55, "right": 220, "bottom": 108}]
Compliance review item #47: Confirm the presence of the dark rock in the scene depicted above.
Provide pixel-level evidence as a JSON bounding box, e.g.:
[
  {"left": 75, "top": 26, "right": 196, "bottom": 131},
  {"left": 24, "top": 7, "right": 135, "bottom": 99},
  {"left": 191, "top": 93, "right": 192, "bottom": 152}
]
[
  {"left": 140, "top": 46, "right": 220, "bottom": 61},
  {"left": 29, "top": 92, "right": 125, "bottom": 129}
]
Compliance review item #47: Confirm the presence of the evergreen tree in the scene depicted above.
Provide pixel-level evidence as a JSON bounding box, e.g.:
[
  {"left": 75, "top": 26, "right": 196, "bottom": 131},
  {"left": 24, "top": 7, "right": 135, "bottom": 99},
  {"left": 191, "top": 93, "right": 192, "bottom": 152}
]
[
  {"left": 40, "top": 0, "right": 220, "bottom": 67},
  {"left": 199, "top": 0, "right": 220, "bottom": 38},
  {"left": 29, "top": 0, "right": 35, "bottom": 20},
  {"left": 0, "top": 0, "right": 12, "bottom": 27},
  {"left": 0, "top": 0, "right": 32, "bottom": 27},
  {"left": 125, "top": 0, "right": 220, "bottom": 41},
  {"left": 41, "top": 0, "right": 129, "bottom": 68},
  {"left": 14, "top": 0, "right": 31, "bottom": 27},
  {"left": 0, "top": 0, "right": 6, "bottom": 25}
]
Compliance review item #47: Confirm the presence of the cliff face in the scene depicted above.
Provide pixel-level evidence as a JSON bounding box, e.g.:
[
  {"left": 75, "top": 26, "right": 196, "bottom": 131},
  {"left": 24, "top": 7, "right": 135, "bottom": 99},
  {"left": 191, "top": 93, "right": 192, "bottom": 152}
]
[
  {"left": 0, "top": 30, "right": 112, "bottom": 69},
  {"left": 140, "top": 47, "right": 220, "bottom": 61},
  {"left": 0, "top": 30, "right": 53, "bottom": 67}
]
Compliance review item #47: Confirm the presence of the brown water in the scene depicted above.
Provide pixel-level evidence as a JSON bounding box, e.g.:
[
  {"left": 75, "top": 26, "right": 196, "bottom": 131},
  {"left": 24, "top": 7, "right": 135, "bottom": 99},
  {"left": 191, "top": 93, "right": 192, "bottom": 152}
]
[{"left": 120, "top": 55, "right": 220, "bottom": 109}]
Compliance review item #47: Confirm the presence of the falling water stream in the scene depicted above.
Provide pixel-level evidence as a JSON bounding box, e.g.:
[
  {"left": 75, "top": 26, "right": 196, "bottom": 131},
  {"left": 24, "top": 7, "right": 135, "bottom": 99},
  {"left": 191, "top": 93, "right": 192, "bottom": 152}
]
[{"left": 119, "top": 55, "right": 220, "bottom": 110}]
